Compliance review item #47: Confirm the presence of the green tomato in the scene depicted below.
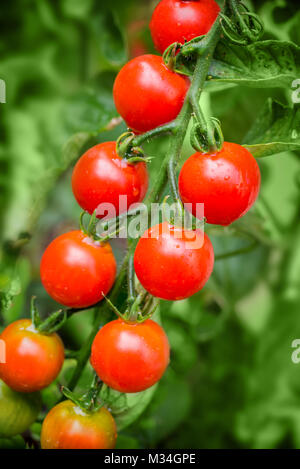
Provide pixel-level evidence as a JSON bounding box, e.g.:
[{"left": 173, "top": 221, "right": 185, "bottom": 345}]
[{"left": 0, "top": 380, "right": 41, "bottom": 437}]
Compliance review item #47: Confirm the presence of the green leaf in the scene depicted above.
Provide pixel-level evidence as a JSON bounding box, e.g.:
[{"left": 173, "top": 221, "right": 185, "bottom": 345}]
[
  {"left": 136, "top": 370, "right": 192, "bottom": 445},
  {"left": 0, "top": 436, "right": 26, "bottom": 449},
  {"left": 235, "top": 299, "right": 300, "bottom": 449},
  {"left": 91, "top": 8, "right": 127, "bottom": 69},
  {"left": 100, "top": 384, "right": 157, "bottom": 432},
  {"left": 177, "top": 40, "right": 300, "bottom": 88},
  {"left": 243, "top": 99, "right": 300, "bottom": 157},
  {"left": 210, "top": 40, "right": 300, "bottom": 88},
  {"left": 64, "top": 87, "right": 118, "bottom": 135}
]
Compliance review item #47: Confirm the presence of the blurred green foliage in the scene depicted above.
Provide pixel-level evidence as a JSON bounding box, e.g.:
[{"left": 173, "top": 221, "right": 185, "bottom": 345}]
[{"left": 1, "top": 0, "right": 300, "bottom": 449}]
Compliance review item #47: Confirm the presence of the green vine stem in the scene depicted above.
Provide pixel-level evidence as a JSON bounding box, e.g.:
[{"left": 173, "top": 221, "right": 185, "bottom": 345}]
[
  {"left": 127, "top": 252, "right": 136, "bottom": 307},
  {"left": 167, "top": 13, "right": 221, "bottom": 204}
]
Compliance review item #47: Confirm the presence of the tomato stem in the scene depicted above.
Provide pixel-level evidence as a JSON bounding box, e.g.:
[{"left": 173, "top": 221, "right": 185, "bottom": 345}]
[
  {"left": 132, "top": 121, "right": 177, "bottom": 147},
  {"left": 62, "top": 374, "right": 103, "bottom": 413},
  {"left": 30, "top": 296, "right": 41, "bottom": 329},
  {"left": 127, "top": 253, "right": 136, "bottom": 307}
]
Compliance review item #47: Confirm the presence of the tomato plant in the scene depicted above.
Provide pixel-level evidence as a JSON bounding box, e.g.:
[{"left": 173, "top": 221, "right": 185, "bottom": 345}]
[
  {"left": 0, "top": 319, "right": 64, "bottom": 393},
  {"left": 41, "top": 399, "right": 117, "bottom": 449},
  {"left": 1, "top": 0, "right": 299, "bottom": 452},
  {"left": 134, "top": 222, "right": 214, "bottom": 300},
  {"left": 91, "top": 318, "right": 170, "bottom": 393},
  {"left": 178, "top": 142, "right": 261, "bottom": 226},
  {"left": 72, "top": 141, "right": 149, "bottom": 218},
  {"left": 113, "top": 54, "right": 190, "bottom": 133},
  {"left": 150, "top": 0, "right": 220, "bottom": 54},
  {"left": 0, "top": 380, "right": 41, "bottom": 437},
  {"left": 40, "top": 230, "right": 117, "bottom": 308}
]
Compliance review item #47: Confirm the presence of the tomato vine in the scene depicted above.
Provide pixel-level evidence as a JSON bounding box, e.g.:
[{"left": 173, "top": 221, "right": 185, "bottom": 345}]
[{"left": 1, "top": 0, "right": 299, "bottom": 450}]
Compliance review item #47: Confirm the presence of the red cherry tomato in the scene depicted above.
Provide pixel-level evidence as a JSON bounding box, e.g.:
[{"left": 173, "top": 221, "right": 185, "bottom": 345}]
[
  {"left": 150, "top": 0, "right": 220, "bottom": 54},
  {"left": 0, "top": 319, "right": 64, "bottom": 393},
  {"left": 134, "top": 222, "right": 214, "bottom": 300},
  {"left": 72, "top": 142, "right": 148, "bottom": 218},
  {"left": 91, "top": 318, "right": 170, "bottom": 393},
  {"left": 41, "top": 400, "right": 117, "bottom": 449},
  {"left": 178, "top": 142, "right": 261, "bottom": 226},
  {"left": 113, "top": 54, "right": 190, "bottom": 133},
  {"left": 40, "top": 230, "right": 117, "bottom": 308}
]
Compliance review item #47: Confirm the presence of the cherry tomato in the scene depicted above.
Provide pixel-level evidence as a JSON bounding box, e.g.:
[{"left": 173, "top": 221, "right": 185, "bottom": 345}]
[
  {"left": 0, "top": 380, "right": 41, "bottom": 437},
  {"left": 113, "top": 54, "right": 190, "bottom": 133},
  {"left": 72, "top": 142, "right": 148, "bottom": 218},
  {"left": 150, "top": 0, "right": 220, "bottom": 54},
  {"left": 134, "top": 222, "right": 214, "bottom": 300},
  {"left": 91, "top": 318, "right": 170, "bottom": 393},
  {"left": 178, "top": 142, "right": 261, "bottom": 226},
  {"left": 41, "top": 400, "right": 117, "bottom": 449},
  {"left": 0, "top": 320, "right": 64, "bottom": 393},
  {"left": 40, "top": 230, "right": 117, "bottom": 308}
]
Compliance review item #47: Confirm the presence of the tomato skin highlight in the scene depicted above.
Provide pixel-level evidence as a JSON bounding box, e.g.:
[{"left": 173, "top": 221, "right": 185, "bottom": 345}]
[
  {"left": 91, "top": 319, "right": 170, "bottom": 393},
  {"left": 72, "top": 142, "right": 148, "bottom": 218},
  {"left": 41, "top": 400, "right": 117, "bottom": 449},
  {"left": 113, "top": 54, "right": 190, "bottom": 133},
  {"left": 178, "top": 142, "right": 261, "bottom": 226},
  {"left": 0, "top": 380, "right": 41, "bottom": 437},
  {"left": 134, "top": 222, "right": 214, "bottom": 301},
  {"left": 40, "top": 230, "right": 117, "bottom": 308},
  {"left": 150, "top": 0, "right": 220, "bottom": 54},
  {"left": 0, "top": 320, "right": 64, "bottom": 393}
]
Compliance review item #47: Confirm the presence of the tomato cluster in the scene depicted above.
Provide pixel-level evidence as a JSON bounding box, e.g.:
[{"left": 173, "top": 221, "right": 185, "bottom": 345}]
[{"left": 0, "top": 0, "right": 262, "bottom": 450}]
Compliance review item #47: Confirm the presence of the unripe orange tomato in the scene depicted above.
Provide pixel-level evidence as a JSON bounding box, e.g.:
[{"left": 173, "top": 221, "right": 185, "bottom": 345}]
[
  {"left": 41, "top": 400, "right": 117, "bottom": 449},
  {"left": 0, "top": 319, "right": 64, "bottom": 393}
]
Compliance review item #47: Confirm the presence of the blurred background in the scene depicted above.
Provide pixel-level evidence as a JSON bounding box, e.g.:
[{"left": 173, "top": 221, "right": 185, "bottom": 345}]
[{"left": 1, "top": 0, "right": 300, "bottom": 449}]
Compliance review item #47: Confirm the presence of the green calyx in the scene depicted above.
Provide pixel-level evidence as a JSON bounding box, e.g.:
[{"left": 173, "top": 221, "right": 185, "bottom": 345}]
[
  {"left": 62, "top": 375, "right": 103, "bottom": 413},
  {"left": 116, "top": 131, "right": 149, "bottom": 163},
  {"left": 190, "top": 116, "right": 224, "bottom": 154},
  {"left": 30, "top": 296, "right": 66, "bottom": 335},
  {"left": 103, "top": 289, "right": 158, "bottom": 324}
]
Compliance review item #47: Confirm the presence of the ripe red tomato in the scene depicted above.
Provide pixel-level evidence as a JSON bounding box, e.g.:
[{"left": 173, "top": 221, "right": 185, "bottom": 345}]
[
  {"left": 134, "top": 222, "right": 214, "bottom": 300},
  {"left": 150, "top": 0, "right": 220, "bottom": 54},
  {"left": 41, "top": 400, "right": 117, "bottom": 449},
  {"left": 178, "top": 142, "right": 261, "bottom": 226},
  {"left": 72, "top": 142, "right": 148, "bottom": 218},
  {"left": 40, "top": 230, "right": 117, "bottom": 308},
  {"left": 113, "top": 54, "right": 190, "bottom": 133},
  {"left": 91, "top": 319, "right": 170, "bottom": 393},
  {"left": 0, "top": 320, "right": 64, "bottom": 393},
  {"left": 0, "top": 380, "right": 41, "bottom": 437}
]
